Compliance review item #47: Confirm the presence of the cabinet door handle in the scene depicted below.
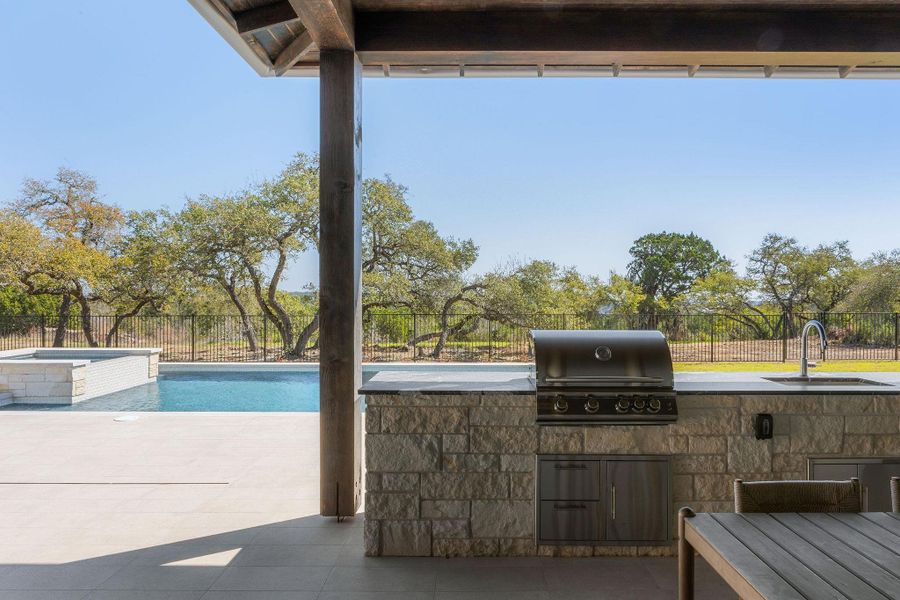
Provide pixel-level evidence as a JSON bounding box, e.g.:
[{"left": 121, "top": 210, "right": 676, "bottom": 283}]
[
  {"left": 863, "top": 486, "right": 869, "bottom": 511},
  {"left": 610, "top": 484, "right": 616, "bottom": 520},
  {"left": 555, "top": 463, "right": 587, "bottom": 470},
  {"left": 554, "top": 503, "right": 587, "bottom": 510}
]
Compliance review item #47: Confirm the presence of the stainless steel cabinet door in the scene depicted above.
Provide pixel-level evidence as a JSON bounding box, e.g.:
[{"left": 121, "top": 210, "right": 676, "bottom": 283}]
[
  {"left": 810, "top": 463, "right": 858, "bottom": 481},
  {"left": 604, "top": 459, "right": 670, "bottom": 542}
]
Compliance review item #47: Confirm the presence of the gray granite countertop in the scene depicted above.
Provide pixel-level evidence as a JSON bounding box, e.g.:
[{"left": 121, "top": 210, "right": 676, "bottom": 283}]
[{"left": 360, "top": 370, "right": 900, "bottom": 395}]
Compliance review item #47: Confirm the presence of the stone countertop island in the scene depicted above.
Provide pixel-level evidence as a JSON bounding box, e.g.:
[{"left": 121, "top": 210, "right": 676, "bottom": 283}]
[{"left": 361, "top": 371, "right": 900, "bottom": 557}]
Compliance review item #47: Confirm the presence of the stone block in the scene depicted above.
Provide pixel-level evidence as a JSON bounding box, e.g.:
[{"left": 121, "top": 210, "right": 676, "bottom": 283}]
[
  {"left": 874, "top": 435, "right": 900, "bottom": 454},
  {"left": 366, "top": 472, "right": 382, "bottom": 491},
  {"left": 381, "top": 520, "right": 432, "bottom": 556},
  {"left": 421, "top": 500, "right": 469, "bottom": 519},
  {"left": 823, "top": 396, "right": 875, "bottom": 415},
  {"left": 432, "top": 520, "right": 469, "bottom": 539},
  {"left": 670, "top": 408, "right": 739, "bottom": 436},
  {"left": 678, "top": 395, "right": 738, "bottom": 409},
  {"left": 381, "top": 407, "right": 468, "bottom": 434},
  {"left": 433, "top": 538, "right": 499, "bottom": 557},
  {"left": 470, "top": 406, "right": 533, "bottom": 426},
  {"left": 789, "top": 416, "right": 843, "bottom": 453},
  {"left": 365, "top": 492, "right": 419, "bottom": 519},
  {"left": 482, "top": 394, "right": 534, "bottom": 408},
  {"left": 694, "top": 474, "right": 733, "bottom": 501},
  {"left": 584, "top": 426, "right": 672, "bottom": 454},
  {"left": 669, "top": 435, "right": 689, "bottom": 454},
  {"left": 539, "top": 427, "right": 583, "bottom": 453},
  {"left": 842, "top": 435, "right": 875, "bottom": 455},
  {"left": 689, "top": 436, "right": 726, "bottom": 455},
  {"left": 471, "top": 500, "right": 533, "bottom": 538},
  {"left": 673, "top": 475, "right": 693, "bottom": 501},
  {"left": 364, "top": 519, "right": 380, "bottom": 556},
  {"left": 443, "top": 453, "right": 499, "bottom": 473},
  {"left": 500, "top": 454, "right": 534, "bottom": 472},
  {"left": 366, "top": 435, "right": 440, "bottom": 472},
  {"left": 774, "top": 436, "right": 791, "bottom": 454},
  {"left": 773, "top": 453, "right": 805, "bottom": 474},
  {"left": 382, "top": 473, "right": 419, "bottom": 492},
  {"left": 873, "top": 397, "right": 900, "bottom": 414},
  {"left": 443, "top": 434, "right": 468, "bottom": 453},
  {"left": 740, "top": 395, "right": 822, "bottom": 415},
  {"left": 728, "top": 437, "right": 772, "bottom": 473},
  {"left": 510, "top": 472, "right": 534, "bottom": 499},
  {"left": 420, "top": 473, "right": 508, "bottom": 499},
  {"left": 673, "top": 454, "right": 726, "bottom": 474},
  {"left": 471, "top": 427, "right": 538, "bottom": 453},
  {"left": 498, "top": 538, "right": 536, "bottom": 556},
  {"left": 365, "top": 407, "right": 381, "bottom": 433},
  {"left": 845, "top": 416, "right": 897, "bottom": 435}
]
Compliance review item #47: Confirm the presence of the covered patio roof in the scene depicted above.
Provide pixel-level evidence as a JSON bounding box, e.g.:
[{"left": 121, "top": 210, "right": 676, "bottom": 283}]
[{"left": 191, "top": 0, "right": 900, "bottom": 78}]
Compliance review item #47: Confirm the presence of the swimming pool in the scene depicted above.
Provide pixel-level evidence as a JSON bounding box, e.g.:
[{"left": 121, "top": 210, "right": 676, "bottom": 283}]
[{"left": 0, "top": 371, "right": 320, "bottom": 412}]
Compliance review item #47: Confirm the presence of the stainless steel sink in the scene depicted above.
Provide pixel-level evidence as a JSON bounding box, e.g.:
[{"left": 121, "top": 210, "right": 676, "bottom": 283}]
[{"left": 763, "top": 376, "right": 892, "bottom": 387}]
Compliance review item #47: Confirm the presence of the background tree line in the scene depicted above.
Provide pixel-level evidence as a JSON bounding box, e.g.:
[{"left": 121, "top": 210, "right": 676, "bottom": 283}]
[{"left": 1, "top": 155, "right": 898, "bottom": 357}]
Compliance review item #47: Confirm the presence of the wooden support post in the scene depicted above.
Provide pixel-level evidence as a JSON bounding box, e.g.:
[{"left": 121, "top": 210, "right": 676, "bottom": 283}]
[
  {"left": 678, "top": 507, "right": 696, "bottom": 600},
  {"left": 319, "top": 49, "right": 363, "bottom": 518}
]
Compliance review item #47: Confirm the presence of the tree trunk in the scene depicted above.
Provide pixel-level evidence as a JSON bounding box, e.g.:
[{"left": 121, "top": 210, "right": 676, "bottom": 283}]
[
  {"left": 75, "top": 292, "right": 99, "bottom": 347},
  {"left": 293, "top": 311, "right": 320, "bottom": 357},
  {"left": 104, "top": 300, "right": 150, "bottom": 347},
  {"left": 219, "top": 279, "right": 258, "bottom": 352},
  {"left": 52, "top": 294, "right": 71, "bottom": 347},
  {"left": 245, "top": 263, "right": 294, "bottom": 353}
]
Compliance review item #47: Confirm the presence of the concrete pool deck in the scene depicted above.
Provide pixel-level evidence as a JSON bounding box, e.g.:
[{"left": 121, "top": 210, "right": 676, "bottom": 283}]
[{"left": 0, "top": 412, "right": 733, "bottom": 599}]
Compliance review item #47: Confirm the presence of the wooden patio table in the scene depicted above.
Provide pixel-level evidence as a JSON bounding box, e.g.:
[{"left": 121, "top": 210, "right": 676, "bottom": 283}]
[{"left": 678, "top": 508, "right": 900, "bottom": 600}]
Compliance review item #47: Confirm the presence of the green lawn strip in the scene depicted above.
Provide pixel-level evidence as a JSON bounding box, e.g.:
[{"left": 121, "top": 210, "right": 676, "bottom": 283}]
[{"left": 674, "top": 361, "right": 900, "bottom": 372}]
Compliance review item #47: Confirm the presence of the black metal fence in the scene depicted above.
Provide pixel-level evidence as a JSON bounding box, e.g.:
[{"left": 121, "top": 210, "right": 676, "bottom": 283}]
[{"left": 0, "top": 312, "right": 897, "bottom": 363}]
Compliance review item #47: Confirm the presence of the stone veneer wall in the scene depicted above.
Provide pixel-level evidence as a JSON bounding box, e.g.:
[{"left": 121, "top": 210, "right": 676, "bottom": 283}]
[{"left": 364, "top": 392, "right": 900, "bottom": 557}]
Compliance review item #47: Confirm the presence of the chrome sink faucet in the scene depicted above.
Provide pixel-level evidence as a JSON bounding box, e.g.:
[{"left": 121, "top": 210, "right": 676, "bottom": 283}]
[{"left": 800, "top": 319, "right": 827, "bottom": 378}]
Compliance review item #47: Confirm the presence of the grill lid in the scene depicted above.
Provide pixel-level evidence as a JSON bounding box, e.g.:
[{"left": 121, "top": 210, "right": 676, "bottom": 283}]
[{"left": 533, "top": 329, "right": 674, "bottom": 391}]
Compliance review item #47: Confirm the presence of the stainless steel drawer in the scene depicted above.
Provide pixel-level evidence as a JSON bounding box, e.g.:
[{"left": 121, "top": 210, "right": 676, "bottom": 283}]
[
  {"left": 539, "top": 500, "right": 601, "bottom": 542},
  {"left": 539, "top": 459, "right": 601, "bottom": 500}
]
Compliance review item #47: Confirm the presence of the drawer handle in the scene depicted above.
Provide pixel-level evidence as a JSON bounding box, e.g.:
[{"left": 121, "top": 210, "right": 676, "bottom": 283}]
[
  {"left": 554, "top": 464, "right": 588, "bottom": 470},
  {"left": 553, "top": 503, "right": 587, "bottom": 510},
  {"left": 611, "top": 484, "right": 616, "bottom": 520}
]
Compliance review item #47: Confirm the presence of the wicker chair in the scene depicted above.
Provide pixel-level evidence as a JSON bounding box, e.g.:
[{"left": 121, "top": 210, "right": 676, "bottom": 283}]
[
  {"left": 734, "top": 478, "right": 862, "bottom": 513},
  {"left": 892, "top": 477, "right": 899, "bottom": 513}
]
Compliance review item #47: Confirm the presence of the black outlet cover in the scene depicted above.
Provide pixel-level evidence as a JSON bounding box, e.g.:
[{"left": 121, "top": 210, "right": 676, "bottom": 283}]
[{"left": 754, "top": 413, "right": 774, "bottom": 440}]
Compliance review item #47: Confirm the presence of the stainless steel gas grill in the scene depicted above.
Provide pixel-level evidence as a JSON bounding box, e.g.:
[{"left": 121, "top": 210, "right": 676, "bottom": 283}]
[{"left": 533, "top": 330, "right": 677, "bottom": 425}]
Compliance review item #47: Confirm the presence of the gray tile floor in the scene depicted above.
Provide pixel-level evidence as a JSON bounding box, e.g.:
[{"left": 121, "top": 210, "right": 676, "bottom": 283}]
[{"left": 0, "top": 412, "right": 736, "bottom": 599}]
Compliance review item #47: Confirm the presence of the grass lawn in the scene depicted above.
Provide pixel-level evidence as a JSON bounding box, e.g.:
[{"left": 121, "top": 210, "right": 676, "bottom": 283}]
[{"left": 675, "top": 360, "right": 900, "bottom": 372}]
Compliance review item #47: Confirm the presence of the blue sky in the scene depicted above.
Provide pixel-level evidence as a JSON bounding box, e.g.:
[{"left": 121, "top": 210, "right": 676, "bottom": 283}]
[{"left": 3, "top": 2, "right": 900, "bottom": 291}]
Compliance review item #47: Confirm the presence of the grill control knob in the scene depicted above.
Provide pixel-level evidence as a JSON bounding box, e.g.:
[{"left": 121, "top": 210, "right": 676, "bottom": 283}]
[
  {"left": 585, "top": 398, "right": 600, "bottom": 414},
  {"left": 648, "top": 398, "right": 662, "bottom": 413},
  {"left": 553, "top": 398, "right": 569, "bottom": 413},
  {"left": 615, "top": 398, "right": 630, "bottom": 413},
  {"left": 632, "top": 398, "right": 646, "bottom": 412}
]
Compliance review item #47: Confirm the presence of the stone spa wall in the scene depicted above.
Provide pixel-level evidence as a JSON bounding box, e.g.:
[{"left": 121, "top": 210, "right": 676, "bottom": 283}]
[{"left": 363, "top": 392, "right": 900, "bottom": 557}]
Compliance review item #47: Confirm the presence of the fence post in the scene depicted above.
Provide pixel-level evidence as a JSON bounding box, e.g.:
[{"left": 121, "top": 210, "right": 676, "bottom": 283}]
[
  {"left": 412, "top": 313, "right": 418, "bottom": 361},
  {"left": 262, "top": 317, "right": 268, "bottom": 362},
  {"left": 114, "top": 315, "right": 120, "bottom": 347},
  {"left": 781, "top": 312, "right": 788, "bottom": 363},
  {"left": 709, "top": 315, "right": 715, "bottom": 363},
  {"left": 40, "top": 315, "right": 46, "bottom": 348},
  {"left": 488, "top": 318, "right": 493, "bottom": 362},
  {"left": 895, "top": 313, "right": 899, "bottom": 361},
  {"left": 190, "top": 315, "right": 196, "bottom": 362}
]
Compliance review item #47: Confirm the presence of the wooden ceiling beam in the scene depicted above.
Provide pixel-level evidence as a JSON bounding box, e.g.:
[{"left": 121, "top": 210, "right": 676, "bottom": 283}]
[
  {"left": 288, "top": 0, "right": 355, "bottom": 50},
  {"left": 356, "top": 9, "right": 900, "bottom": 60},
  {"left": 234, "top": 1, "right": 300, "bottom": 35}
]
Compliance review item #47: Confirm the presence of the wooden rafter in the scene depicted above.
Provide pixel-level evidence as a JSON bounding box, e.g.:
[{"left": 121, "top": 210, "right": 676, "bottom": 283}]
[
  {"left": 234, "top": 1, "right": 300, "bottom": 35},
  {"left": 289, "top": 0, "right": 354, "bottom": 50},
  {"left": 274, "top": 30, "right": 316, "bottom": 75}
]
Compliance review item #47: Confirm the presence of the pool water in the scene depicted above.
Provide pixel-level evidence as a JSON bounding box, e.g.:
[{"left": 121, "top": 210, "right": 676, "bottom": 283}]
[{"left": 0, "top": 371, "right": 321, "bottom": 412}]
